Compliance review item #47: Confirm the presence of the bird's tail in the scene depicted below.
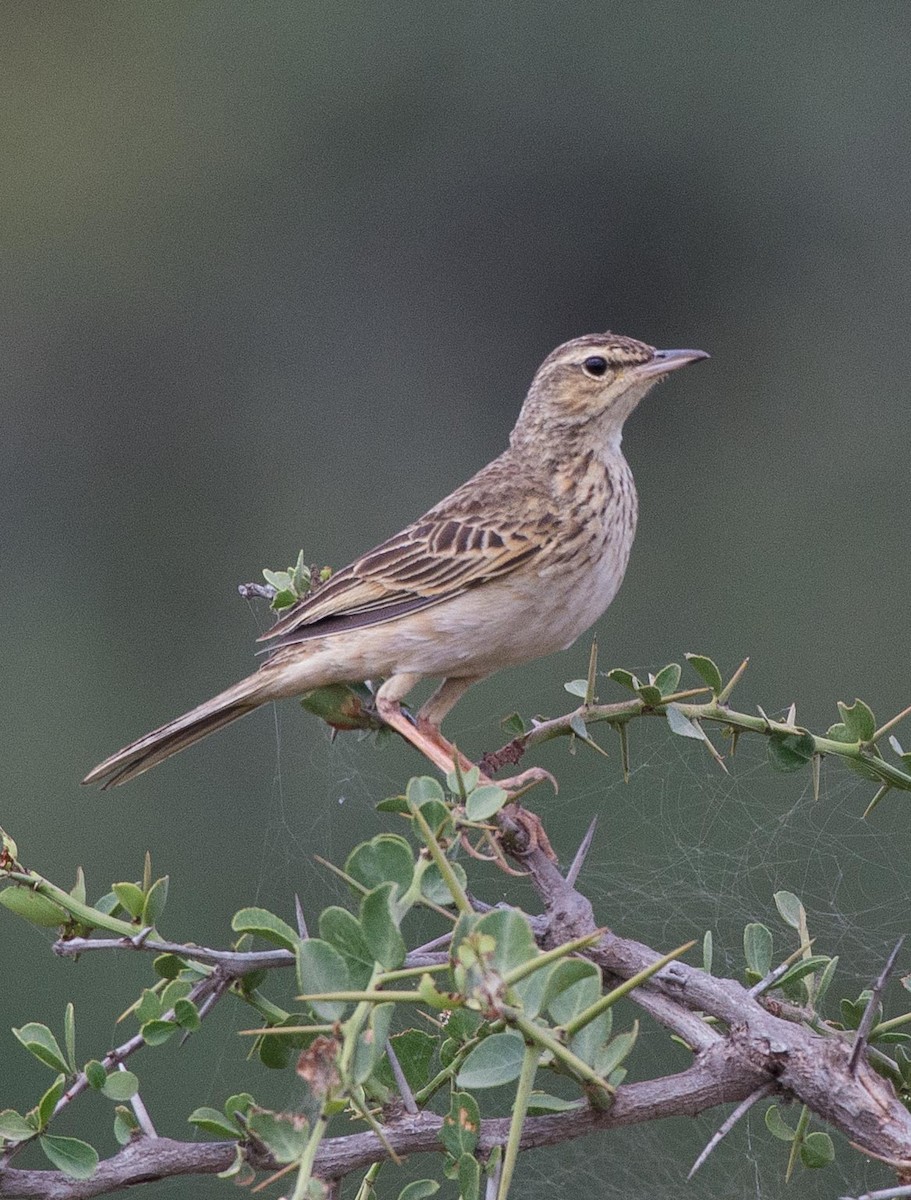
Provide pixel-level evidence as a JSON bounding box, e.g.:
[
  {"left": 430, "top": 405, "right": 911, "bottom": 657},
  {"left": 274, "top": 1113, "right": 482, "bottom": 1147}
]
[{"left": 82, "top": 671, "right": 279, "bottom": 789}]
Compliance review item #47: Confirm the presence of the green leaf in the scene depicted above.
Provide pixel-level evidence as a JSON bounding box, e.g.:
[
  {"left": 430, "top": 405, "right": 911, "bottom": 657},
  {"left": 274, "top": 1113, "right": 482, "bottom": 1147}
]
[
  {"left": 141, "top": 1019, "right": 177, "bottom": 1046},
  {"left": 464, "top": 785, "right": 509, "bottom": 821},
  {"left": 135, "top": 988, "right": 162, "bottom": 1024},
  {"left": 776, "top": 956, "right": 832, "bottom": 990},
  {"left": 500, "top": 712, "right": 527, "bottom": 737},
  {"left": 36, "top": 1075, "right": 66, "bottom": 1129},
  {"left": 345, "top": 835, "right": 415, "bottom": 899},
  {"left": 594, "top": 1025, "right": 638, "bottom": 1077},
  {"left": 545, "top": 959, "right": 602, "bottom": 1024},
  {"left": 84, "top": 1060, "right": 107, "bottom": 1090},
  {"left": 440, "top": 1091, "right": 481, "bottom": 1158},
  {"left": 173, "top": 999, "right": 201, "bottom": 1031},
  {"left": 12, "top": 1023, "right": 70, "bottom": 1074},
  {"left": 160, "top": 979, "right": 192, "bottom": 1009},
  {"left": 607, "top": 668, "right": 639, "bottom": 692},
  {"left": 63, "top": 1003, "right": 76, "bottom": 1074},
  {"left": 112, "top": 1105, "right": 139, "bottom": 1146},
  {"left": 397, "top": 1182, "right": 440, "bottom": 1200},
  {"left": 837, "top": 699, "right": 876, "bottom": 742},
  {"left": 0, "top": 1109, "right": 35, "bottom": 1141},
  {"left": 296, "top": 939, "right": 351, "bottom": 1019},
  {"left": 457, "top": 1152, "right": 481, "bottom": 1200},
  {"left": 800, "top": 1130, "right": 835, "bottom": 1168},
  {"left": 841, "top": 991, "right": 877, "bottom": 1030},
  {"left": 360, "top": 883, "right": 406, "bottom": 969},
  {"left": 352, "top": 1003, "right": 394, "bottom": 1085},
  {"left": 569, "top": 712, "right": 588, "bottom": 739},
  {"left": 406, "top": 776, "right": 446, "bottom": 807},
  {"left": 247, "top": 1110, "right": 310, "bottom": 1163},
  {"left": 300, "top": 682, "right": 381, "bottom": 730},
  {"left": 319, "top": 907, "right": 374, "bottom": 984},
  {"left": 764, "top": 1104, "right": 796, "bottom": 1141},
  {"left": 814, "top": 955, "right": 839, "bottom": 1007},
  {"left": 39, "top": 1135, "right": 99, "bottom": 1179},
  {"left": 653, "top": 663, "right": 681, "bottom": 696},
  {"left": 153, "top": 953, "right": 184, "bottom": 979},
  {"left": 666, "top": 704, "right": 706, "bottom": 741},
  {"left": 141, "top": 876, "right": 169, "bottom": 928},
  {"left": 375, "top": 1030, "right": 436, "bottom": 1094},
  {"left": 636, "top": 683, "right": 663, "bottom": 706},
  {"left": 456, "top": 1031, "right": 526, "bottom": 1089},
  {"left": 420, "top": 861, "right": 468, "bottom": 906},
  {"left": 101, "top": 1071, "right": 139, "bottom": 1101},
  {"left": 0, "top": 885, "right": 69, "bottom": 927},
  {"left": 473, "top": 909, "right": 538, "bottom": 975},
  {"left": 111, "top": 882, "right": 145, "bottom": 919},
  {"left": 231, "top": 907, "right": 300, "bottom": 952},
  {"left": 768, "top": 731, "right": 815, "bottom": 772},
  {"left": 526, "top": 1092, "right": 585, "bottom": 1114},
  {"left": 375, "top": 795, "right": 409, "bottom": 814},
  {"left": 446, "top": 764, "right": 481, "bottom": 796},
  {"left": 685, "top": 654, "right": 723, "bottom": 694},
  {"left": 743, "top": 923, "right": 773, "bottom": 980},
  {"left": 564, "top": 679, "right": 589, "bottom": 698},
  {"left": 224, "top": 1093, "right": 255, "bottom": 1122},
  {"left": 569, "top": 1010, "right": 613, "bottom": 1067},
  {"left": 189, "top": 1106, "right": 242, "bottom": 1138},
  {"left": 773, "top": 891, "right": 805, "bottom": 930}
]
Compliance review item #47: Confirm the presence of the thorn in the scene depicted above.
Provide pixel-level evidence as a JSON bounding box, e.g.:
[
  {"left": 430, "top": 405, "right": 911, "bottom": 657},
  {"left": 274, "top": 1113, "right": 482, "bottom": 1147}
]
[
  {"left": 716, "top": 656, "right": 749, "bottom": 704},
  {"left": 862, "top": 785, "right": 891, "bottom": 820},
  {"left": 384, "top": 1039, "right": 418, "bottom": 1114},
  {"left": 687, "top": 1082, "right": 775, "bottom": 1179},
  {"left": 565, "top": 817, "right": 598, "bottom": 888},
  {"left": 131, "top": 926, "right": 153, "bottom": 948},
  {"left": 699, "top": 728, "right": 729, "bottom": 774},
  {"left": 785, "top": 702, "right": 797, "bottom": 727},
  {"left": 812, "top": 754, "right": 821, "bottom": 803},
  {"left": 849, "top": 937, "right": 905, "bottom": 1073},
  {"left": 619, "top": 723, "right": 631, "bottom": 783},
  {"left": 294, "top": 894, "right": 309, "bottom": 940},
  {"left": 585, "top": 637, "right": 598, "bottom": 707}
]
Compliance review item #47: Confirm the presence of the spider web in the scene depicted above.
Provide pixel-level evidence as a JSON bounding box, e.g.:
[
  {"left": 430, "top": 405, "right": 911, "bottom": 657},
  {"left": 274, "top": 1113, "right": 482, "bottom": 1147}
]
[{"left": 226, "top": 659, "right": 909, "bottom": 1200}]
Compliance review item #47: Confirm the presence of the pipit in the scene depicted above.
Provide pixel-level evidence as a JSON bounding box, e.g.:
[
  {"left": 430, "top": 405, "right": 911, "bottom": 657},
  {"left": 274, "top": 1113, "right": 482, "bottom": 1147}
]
[{"left": 84, "top": 332, "right": 707, "bottom": 790}]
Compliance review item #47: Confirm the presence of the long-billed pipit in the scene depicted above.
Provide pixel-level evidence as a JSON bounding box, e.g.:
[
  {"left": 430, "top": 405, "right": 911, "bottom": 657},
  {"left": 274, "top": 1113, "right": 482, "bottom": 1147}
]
[{"left": 84, "top": 333, "right": 707, "bottom": 789}]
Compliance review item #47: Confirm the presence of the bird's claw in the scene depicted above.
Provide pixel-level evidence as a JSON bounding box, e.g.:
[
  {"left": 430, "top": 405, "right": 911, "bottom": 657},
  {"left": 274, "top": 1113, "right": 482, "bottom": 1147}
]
[{"left": 496, "top": 766, "right": 558, "bottom": 799}]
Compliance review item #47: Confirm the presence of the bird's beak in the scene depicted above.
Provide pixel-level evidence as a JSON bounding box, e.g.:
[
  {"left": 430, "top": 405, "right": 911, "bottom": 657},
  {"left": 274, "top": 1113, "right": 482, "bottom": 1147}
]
[{"left": 633, "top": 347, "right": 710, "bottom": 380}]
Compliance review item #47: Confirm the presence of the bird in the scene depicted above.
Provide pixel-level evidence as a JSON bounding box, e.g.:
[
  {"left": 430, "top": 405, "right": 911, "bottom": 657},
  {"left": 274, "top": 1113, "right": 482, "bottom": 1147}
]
[{"left": 83, "top": 332, "right": 708, "bottom": 789}]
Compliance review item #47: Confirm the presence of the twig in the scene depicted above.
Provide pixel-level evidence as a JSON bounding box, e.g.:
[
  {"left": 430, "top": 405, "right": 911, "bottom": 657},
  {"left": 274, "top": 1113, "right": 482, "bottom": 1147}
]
[{"left": 687, "top": 1082, "right": 775, "bottom": 1178}]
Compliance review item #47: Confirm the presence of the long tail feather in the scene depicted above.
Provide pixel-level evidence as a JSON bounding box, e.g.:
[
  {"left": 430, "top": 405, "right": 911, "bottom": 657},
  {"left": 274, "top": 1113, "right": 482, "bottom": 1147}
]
[{"left": 82, "top": 674, "right": 271, "bottom": 789}]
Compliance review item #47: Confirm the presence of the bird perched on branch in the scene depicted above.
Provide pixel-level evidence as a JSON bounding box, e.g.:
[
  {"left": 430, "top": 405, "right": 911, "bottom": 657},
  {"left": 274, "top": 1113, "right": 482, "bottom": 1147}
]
[{"left": 84, "top": 332, "right": 707, "bottom": 789}]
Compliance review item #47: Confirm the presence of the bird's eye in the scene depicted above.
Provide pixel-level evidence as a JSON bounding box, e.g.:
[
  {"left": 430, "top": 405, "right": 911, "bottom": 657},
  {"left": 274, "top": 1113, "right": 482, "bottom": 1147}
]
[{"left": 582, "top": 355, "right": 609, "bottom": 378}]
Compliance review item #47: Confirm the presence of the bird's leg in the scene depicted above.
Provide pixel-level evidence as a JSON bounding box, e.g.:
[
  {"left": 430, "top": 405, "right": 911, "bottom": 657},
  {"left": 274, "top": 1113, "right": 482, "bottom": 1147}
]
[{"left": 375, "top": 675, "right": 477, "bottom": 778}]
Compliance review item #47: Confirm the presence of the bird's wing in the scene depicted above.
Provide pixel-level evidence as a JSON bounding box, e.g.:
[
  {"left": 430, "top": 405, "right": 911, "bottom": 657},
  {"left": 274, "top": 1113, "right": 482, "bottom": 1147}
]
[{"left": 259, "top": 469, "right": 558, "bottom": 646}]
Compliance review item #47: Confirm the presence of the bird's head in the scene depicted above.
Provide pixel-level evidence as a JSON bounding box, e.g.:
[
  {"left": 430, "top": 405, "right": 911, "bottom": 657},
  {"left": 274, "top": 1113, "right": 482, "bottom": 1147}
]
[{"left": 513, "top": 332, "right": 708, "bottom": 449}]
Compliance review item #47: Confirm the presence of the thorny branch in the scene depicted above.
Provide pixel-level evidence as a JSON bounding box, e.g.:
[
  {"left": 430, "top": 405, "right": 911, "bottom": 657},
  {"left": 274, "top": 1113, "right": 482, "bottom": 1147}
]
[{"left": 4, "top": 698, "right": 911, "bottom": 1196}]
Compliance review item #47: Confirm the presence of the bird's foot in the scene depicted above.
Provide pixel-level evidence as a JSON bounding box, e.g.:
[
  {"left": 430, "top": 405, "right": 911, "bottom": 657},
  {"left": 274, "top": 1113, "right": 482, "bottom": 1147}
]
[
  {"left": 500, "top": 802, "right": 558, "bottom": 862},
  {"left": 494, "top": 766, "right": 559, "bottom": 799}
]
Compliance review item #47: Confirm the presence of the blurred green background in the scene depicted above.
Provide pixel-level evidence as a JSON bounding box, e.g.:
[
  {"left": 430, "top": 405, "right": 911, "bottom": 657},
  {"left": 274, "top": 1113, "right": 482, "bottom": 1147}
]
[{"left": 3, "top": 3, "right": 910, "bottom": 1196}]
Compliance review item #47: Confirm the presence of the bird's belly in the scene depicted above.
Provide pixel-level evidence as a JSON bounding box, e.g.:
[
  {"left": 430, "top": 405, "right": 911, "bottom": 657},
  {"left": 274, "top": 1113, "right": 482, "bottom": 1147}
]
[{"left": 386, "top": 550, "right": 629, "bottom": 678}]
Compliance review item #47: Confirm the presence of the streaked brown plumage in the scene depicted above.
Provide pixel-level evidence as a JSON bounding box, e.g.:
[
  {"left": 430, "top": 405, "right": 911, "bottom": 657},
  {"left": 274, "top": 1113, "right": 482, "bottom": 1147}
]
[{"left": 84, "top": 333, "right": 707, "bottom": 788}]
